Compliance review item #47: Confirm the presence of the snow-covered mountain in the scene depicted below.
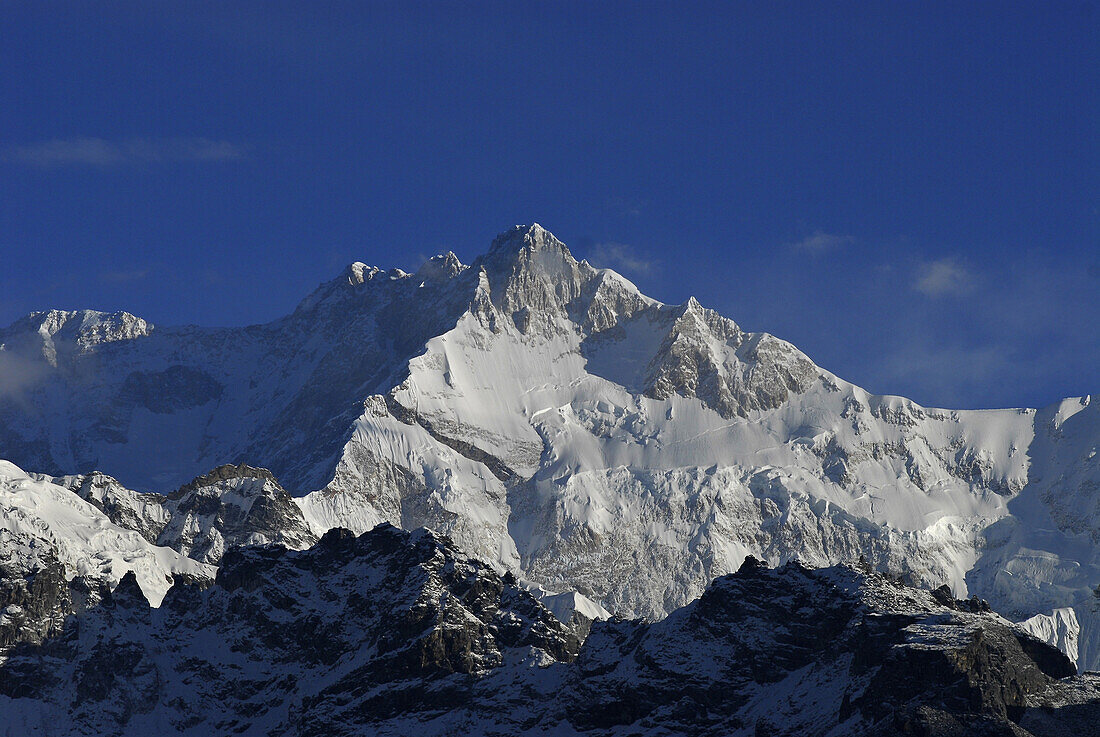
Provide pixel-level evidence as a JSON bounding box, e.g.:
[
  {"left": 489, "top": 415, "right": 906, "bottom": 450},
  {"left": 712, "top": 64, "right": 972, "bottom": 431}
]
[
  {"left": 1, "top": 224, "right": 1098, "bottom": 669},
  {"left": 1, "top": 523, "right": 1093, "bottom": 736},
  {"left": 0, "top": 460, "right": 213, "bottom": 654}
]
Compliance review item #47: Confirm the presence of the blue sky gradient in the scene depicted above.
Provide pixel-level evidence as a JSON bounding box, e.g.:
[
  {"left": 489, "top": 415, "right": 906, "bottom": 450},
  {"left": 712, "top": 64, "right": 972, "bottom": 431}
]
[{"left": 2, "top": 1, "right": 1097, "bottom": 409}]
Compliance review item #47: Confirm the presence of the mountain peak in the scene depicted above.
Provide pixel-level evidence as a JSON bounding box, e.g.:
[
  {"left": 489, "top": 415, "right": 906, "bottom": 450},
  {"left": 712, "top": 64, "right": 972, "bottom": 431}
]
[
  {"left": 487, "top": 223, "right": 570, "bottom": 258},
  {"left": 173, "top": 463, "right": 280, "bottom": 497},
  {"left": 416, "top": 251, "right": 466, "bottom": 282},
  {"left": 0, "top": 309, "right": 153, "bottom": 368},
  {"left": 471, "top": 223, "right": 593, "bottom": 330},
  {"left": 344, "top": 261, "right": 378, "bottom": 285},
  {"left": 681, "top": 295, "right": 703, "bottom": 313}
]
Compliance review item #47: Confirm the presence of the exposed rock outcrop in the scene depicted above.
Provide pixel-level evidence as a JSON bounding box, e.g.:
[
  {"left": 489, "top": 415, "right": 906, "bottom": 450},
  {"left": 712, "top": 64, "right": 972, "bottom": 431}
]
[{"left": 1, "top": 528, "right": 1095, "bottom": 736}]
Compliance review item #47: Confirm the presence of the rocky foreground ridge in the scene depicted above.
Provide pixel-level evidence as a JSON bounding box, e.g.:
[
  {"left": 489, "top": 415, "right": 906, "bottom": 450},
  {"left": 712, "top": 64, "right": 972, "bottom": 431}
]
[{"left": 0, "top": 522, "right": 1096, "bottom": 737}]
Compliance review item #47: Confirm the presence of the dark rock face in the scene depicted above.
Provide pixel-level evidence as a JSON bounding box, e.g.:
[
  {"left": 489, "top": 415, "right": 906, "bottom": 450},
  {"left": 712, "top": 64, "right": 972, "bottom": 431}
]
[
  {"left": 0, "top": 526, "right": 121, "bottom": 654},
  {"left": 0, "top": 537, "right": 73, "bottom": 650},
  {"left": 1, "top": 529, "right": 1095, "bottom": 737},
  {"left": 1021, "top": 673, "right": 1100, "bottom": 737},
  {"left": 118, "top": 365, "right": 224, "bottom": 414},
  {"left": 0, "top": 464, "right": 313, "bottom": 659},
  {"left": 0, "top": 524, "right": 580, "bottom": 735},
  {"left": 562, "top": 562, "right": 1080, "bottom": 737}
]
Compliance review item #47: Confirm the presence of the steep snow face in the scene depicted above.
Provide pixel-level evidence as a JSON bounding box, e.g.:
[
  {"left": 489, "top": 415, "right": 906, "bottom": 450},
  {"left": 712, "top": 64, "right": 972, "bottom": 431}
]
[
  {"left": 1018, "top": 608, "right": 1080, "bottom": 665},
  {"left": 308, "top": 225, "right": 1041, "bottom": 620},
  {"left": 1, "top": 224, "right": 1098, "bottom": 666},
  {"left": 0, "top": 461, "right": 212, "bottom": 607},
  {"left": 295, "top": 393, "right": 521, "bottom": 570},
  {"left": 49, "top": 469, "right": 171, "bottom": 543},
  {"left": 966, "top": 397, "right": 1100, "bottom": 668}
]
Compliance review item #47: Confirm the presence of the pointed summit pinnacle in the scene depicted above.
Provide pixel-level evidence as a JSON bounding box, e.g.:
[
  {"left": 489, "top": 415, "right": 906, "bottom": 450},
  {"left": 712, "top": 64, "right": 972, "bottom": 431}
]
[{"left": 487, "top": 223, "right": 570, "bottom": 257}]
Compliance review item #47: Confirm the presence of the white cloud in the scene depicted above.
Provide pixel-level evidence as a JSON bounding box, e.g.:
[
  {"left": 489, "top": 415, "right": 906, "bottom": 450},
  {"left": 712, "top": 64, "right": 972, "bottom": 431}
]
[
  {"left": 589, "top": 242, "right": 654, "bottom": 275},
  {"left": 791, "top": 231, "right": 855, "bottom": 253},
  {"left": 5, "top": 137, "right": 246, "bottom": 167},
  {"left": 914, "top": 257, "right": 971, "bottom": 297}
]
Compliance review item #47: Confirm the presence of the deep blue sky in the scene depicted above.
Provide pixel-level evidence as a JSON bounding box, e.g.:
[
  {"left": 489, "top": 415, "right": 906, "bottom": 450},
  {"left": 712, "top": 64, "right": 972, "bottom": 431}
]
[{"left": 2, "top": 1, "right": 1097, "bottom": 409}]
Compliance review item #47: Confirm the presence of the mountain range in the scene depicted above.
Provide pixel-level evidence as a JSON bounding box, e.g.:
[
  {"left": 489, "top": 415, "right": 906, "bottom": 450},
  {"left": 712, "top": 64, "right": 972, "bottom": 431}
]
[{"left": 2, "top": 224, "right": 1099, "bottom": 734}]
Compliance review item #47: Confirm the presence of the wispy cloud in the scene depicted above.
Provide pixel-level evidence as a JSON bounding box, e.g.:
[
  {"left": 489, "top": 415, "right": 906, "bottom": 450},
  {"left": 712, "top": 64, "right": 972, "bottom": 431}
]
[
  {"left": 0, "top": 351, "right": 51, "bottom": 402},
  {"left": 5, "top": 137, "right": 246, "bottom": 167},
  {"left": 604, "top": 196, "right": 644, "bottom": 218},
  {"left": 791, "top": 231, "right": 855, "bottom": 253},
  {"left": 589, "top": 242, "right": 654, "bottom": 275},
  {"left": 914, "top": 257, "right": 972, "bottom": 297}
]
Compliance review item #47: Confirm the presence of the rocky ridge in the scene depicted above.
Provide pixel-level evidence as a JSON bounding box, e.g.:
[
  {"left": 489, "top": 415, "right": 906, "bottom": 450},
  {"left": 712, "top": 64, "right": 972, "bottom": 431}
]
[
  {"left": 0, "top": 524, "right": 1095, "bottom": 737},
  {"left": 49, "top": 463, "right": 319, "bottom": 565}
]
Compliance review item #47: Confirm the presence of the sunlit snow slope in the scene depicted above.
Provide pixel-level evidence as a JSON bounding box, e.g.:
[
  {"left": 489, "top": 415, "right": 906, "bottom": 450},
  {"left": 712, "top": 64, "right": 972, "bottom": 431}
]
[{"left": 1, "top": 224, "right": 1097, "bottom": 665}]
